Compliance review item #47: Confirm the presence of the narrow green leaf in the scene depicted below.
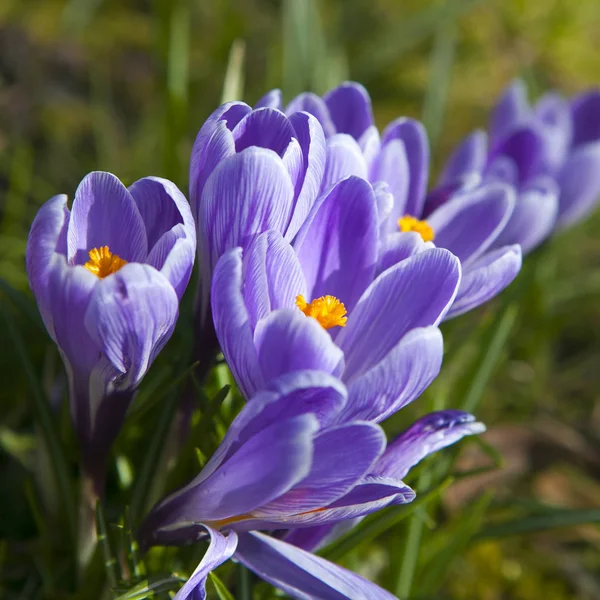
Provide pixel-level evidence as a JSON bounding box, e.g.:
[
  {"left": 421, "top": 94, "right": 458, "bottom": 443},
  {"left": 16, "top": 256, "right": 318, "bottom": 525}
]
[
  {"left": 422, "top": 18, "right": 457, "bottom": 149},
  {"left": 96, "top": 501, "right": 118, "bottom": 587},
  {"left": 418, "top": 492, "right": 493, "bottom": 595},
  {"left": 321, "top": 477, "right": 454, "bottom": 563},
  {"left": 475, "top": 508, "right": 600, "bottom": 540},
  {"left": 221, "top": 39, "right": 246, "bottom": 103},
  {"left": 237, "top": 563, "right": 253, "bottom": 600},
  {"left": 209, "top": 571, "right": 236, "bottom": 600},
  {"left": 355, "top": 0, "right": 485, "bottom": 75},
  {"left": 130, "top": 389, "right": 180, "bottom": 524},
  {"left": 114, "top": 575, "right": 186, "bottom": 600},
  {"left": 0, "top": 301, "right": 76, "bottom": 545},
  {"left": 460, "top": 302, "right": 519, "bottom": 414}
]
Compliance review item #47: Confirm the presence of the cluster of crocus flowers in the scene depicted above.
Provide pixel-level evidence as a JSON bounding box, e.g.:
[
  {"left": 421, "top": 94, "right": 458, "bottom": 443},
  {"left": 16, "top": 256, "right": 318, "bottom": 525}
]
[
  {"left": 25, "top": 75, "right": 599, "bottom": 599},
  {"left": 430, "top": 81, "right": 600, "bottom": 252},
  {"left": 139, "top": 371, "right": 483, "bottom": 599}
]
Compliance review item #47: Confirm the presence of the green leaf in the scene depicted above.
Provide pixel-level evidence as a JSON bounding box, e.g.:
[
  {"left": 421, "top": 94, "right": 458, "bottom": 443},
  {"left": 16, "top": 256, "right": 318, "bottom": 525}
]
[
  {"left": 0, "top": 300, "right": 76, "bottom": 546},
  {"left": 221, "top": 39, "right": 246, "bottom": 103},
  {"left": 355, "top": 0, "right": 485, "bottom": 75},
  {"left": 96, "top": 500, "right": 118, "bottom": 586},
  {"left": 209, "top": 571, "right": 236, "bottom": 600},
  {"left": 475, "top": 507, "right": 600, "bottom": 540},
  {"left": 113, "top": 575, "right": 187, "bottom": 600},
  {"left": 417, "top": 492, "right": 494, "bottom": 595},
  {"left": 422, "top": 18, "right": 457, "bottom": 149},
  {"left": 459, "top": 301, "right": 519, "bottom": 414}
]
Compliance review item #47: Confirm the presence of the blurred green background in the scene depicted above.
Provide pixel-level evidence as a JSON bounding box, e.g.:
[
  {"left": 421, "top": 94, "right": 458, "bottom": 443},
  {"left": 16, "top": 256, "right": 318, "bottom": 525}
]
[{"left": 1, "top": 0, "right": 599, "bottom": 598}]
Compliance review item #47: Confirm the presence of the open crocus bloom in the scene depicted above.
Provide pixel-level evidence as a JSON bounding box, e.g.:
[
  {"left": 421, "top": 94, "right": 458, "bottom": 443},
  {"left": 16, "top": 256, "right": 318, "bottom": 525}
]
[
  {"left": 26, "top": 171, "right": 195, "bottom": 484},
  {"left": 263, "top": 81, "right": 522, "bottom": 318},
  {"left": 431, "top": 81, "right": 600, "bottom": 250},
  {"left": 140, "top": 371, "right": 484, "bottom": 600},
  {"left": 189, "top": 99, "right": 326, "bottom": 320},
  {"left": 211, "top": 178, "right": 461, "bottom": 415}
]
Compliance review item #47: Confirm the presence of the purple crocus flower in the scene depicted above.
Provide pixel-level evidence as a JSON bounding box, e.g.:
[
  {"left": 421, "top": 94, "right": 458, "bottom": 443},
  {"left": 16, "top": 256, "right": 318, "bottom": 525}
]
[
  {"left": 139, "top": 371, "right": 484, "bottom": 600},
  {"left": 26, "top": 171, "right": 195, "bottom": 489},
  {"left": 431, "top": 81, "right": 600, "bottom": 251},
  {"left": 210, "top": 176, "right": 461, "bottom": 412},
  {"left": 189, "top": 99, "right": 326, "bottom": 323},
  {"left": 261, "top": 81, "right": 522, "bottom": 319}
]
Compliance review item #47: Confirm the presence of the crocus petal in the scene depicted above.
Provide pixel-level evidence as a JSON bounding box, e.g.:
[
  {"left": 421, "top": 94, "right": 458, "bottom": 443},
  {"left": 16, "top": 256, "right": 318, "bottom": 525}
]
[
  {"left": 492, "top": 177, "right": 559, "bottom": 253},
  {"left": 67, "top": 171, "right": 147, "bottom": 265},
  {"left": 340, "top": 327, "right": 443, "bottom": 423},
  {"left": 212, "top": 248, "right": 262, "bottom": 398},
  {"left": 128, "top": 177, "right": 187, "bottom": 249},
  {"left": 428, "top": 183, "right": 515, "bottom": 264},
  {"left": 370, "top": 139, "right": 410, "bottom": 227},
  {"left": 372, "top": 181, "right": 394, "bottom": 228},
  {"left": 47, "top": 256, "right": 99, "bottom": 375},
  {"left": 324, "top": 81, "right": 374, "bottom": 140},
  {"left": 84, "top": 263, "right": 179, "bottom": 390},
  {"left": 129, "top": 176, "right": 196, "bottom": 299},
  {"left": 321, "top": 134, "right": 368, "bottom": 191},
  {"left": 173, "top": 527, "right": 238, "bottom": 600},
  {"left": 380, "top": 117, "right": 429, "bottom": 218},
  {"left": 190, "top": 117, "right": 237, "bottom": 219},
  {"left": 243, "top": 230, "right": 307, "bottom": 329},
  {"left": 232, "top": 107, "right": 296, "bottom": 156},
  {"left": 438, "top": 130, "right": 488, "bottom": 186},
  {"left": 255, "top": 422, "right": 386, "bottom": 516},
  {"left": 200, "top": 147, "right": 294, "bottom": 270},
  {"left": 446, "top": 245, "right": 522, "bottom": 319},
  {"left": 252, "top": 475, "right": 413, "bottom": 528},
  {"left": 377, "top": 231, "right": 432, "bottom": 275},
  {"left": 570, "top": 88, "right": 600, "bottom": 148},
  {"left": 337, "top": 248, "right": 460, "bottom": 378},
  {"left": 200, "top": 415, "right": 318, "bottom": 521},
  {"left": 373, "top": 410, "right": 486, "bottom": 480},
  {"left": 534, "top": 93, "right": 572, "bottom": 171},
  {"left": 156, "top": 414, "right": 318, "bottom": 528},
  {"left": 254, "top": 309, "right": 344, "bottom": 382},
  {"left": 148, "top": 371, "right": 347, "bottom": 519},
  {"left": 236, "top": 531, "right": 399, "bottom": 600},
  {"left": 556, "top": 141, "right": 600, "bottom": 228},
  {"left": 358, "top": 125, "right": 381, "bottom": 172},
  {"left": 286, "top": 92, "right": 337, "bottom": 138},
  {"left": 255, "top": 89, "right": 283, "bottom": 110},
  {"left": 286, "top": 111, "right": 327, "bottom": 238},
  {"left": 26, "top": 194, "right": 70, "bottom": 335},
  {"left": 489, "top": 79, "right": 530, "bottom": 142},
  {"left": 294, "top": 176, "right": 378, "bottom": 311},
  {"left": 45, "top": 256, "right": 102, "bottom": 439},
  {"left": 488, "top": 127, "right": 546, "bottom": 184}
]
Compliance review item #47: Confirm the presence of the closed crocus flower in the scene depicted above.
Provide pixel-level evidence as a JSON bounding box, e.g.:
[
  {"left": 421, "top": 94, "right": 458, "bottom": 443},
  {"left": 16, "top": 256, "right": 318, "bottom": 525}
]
[
  {"left": 211, "top": 177, "right": 461, "bottom": 412},
  {"left": 189, "top": 100, "right": 326, "bottom": 323},
  {"left": 269, "top": 82, "right": 522, "bottom": 319},
  {"left": 140, "top": 372, "right": 483, "bottom": 600},
  {"left": 431, "top": 81, "right": 600, "bottom": 250},
  {"left": 26, "top": 171, "right": 195, "bottom": 490}
]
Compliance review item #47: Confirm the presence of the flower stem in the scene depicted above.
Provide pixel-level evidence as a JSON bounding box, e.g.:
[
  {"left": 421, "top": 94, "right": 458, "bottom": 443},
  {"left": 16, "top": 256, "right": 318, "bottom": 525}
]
[{"left": 77, "top": 461, "right": 104, "bottom": 579}]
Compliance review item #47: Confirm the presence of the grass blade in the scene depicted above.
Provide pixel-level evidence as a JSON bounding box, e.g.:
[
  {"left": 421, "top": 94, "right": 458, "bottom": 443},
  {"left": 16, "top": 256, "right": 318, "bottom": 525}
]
[
  {"left": 475, "top": 508, "right": 600, "bottom": 540},
  {"left": 221, "top": 39, "right": 246, "bottom": 103},
  {"left": 0, "top": 300, "right": 76, "bottom": 546}
]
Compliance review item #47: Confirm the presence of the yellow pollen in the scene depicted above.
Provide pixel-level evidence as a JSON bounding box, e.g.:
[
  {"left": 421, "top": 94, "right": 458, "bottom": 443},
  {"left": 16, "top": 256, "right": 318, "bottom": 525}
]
[
  {"left": 398, "top": 215, "right": 435, "bottom": 242},
  {"left": 295, "top": 294, "right": 347, "bottom": 330},
  {"left": 84, "top": 246, "right": 128, "bottom": 278}
]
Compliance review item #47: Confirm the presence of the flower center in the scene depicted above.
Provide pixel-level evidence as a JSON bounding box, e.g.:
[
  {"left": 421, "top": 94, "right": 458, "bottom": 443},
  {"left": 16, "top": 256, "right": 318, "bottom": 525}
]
[
  {"left": 398, "top": 215, "right": 435, "bottom": 242},
  {"left": 295, "top": 294, "right": 347, "bottom": 330},
  {"left": 84, "top": 246, "right": 128, "bottom": 278}
]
